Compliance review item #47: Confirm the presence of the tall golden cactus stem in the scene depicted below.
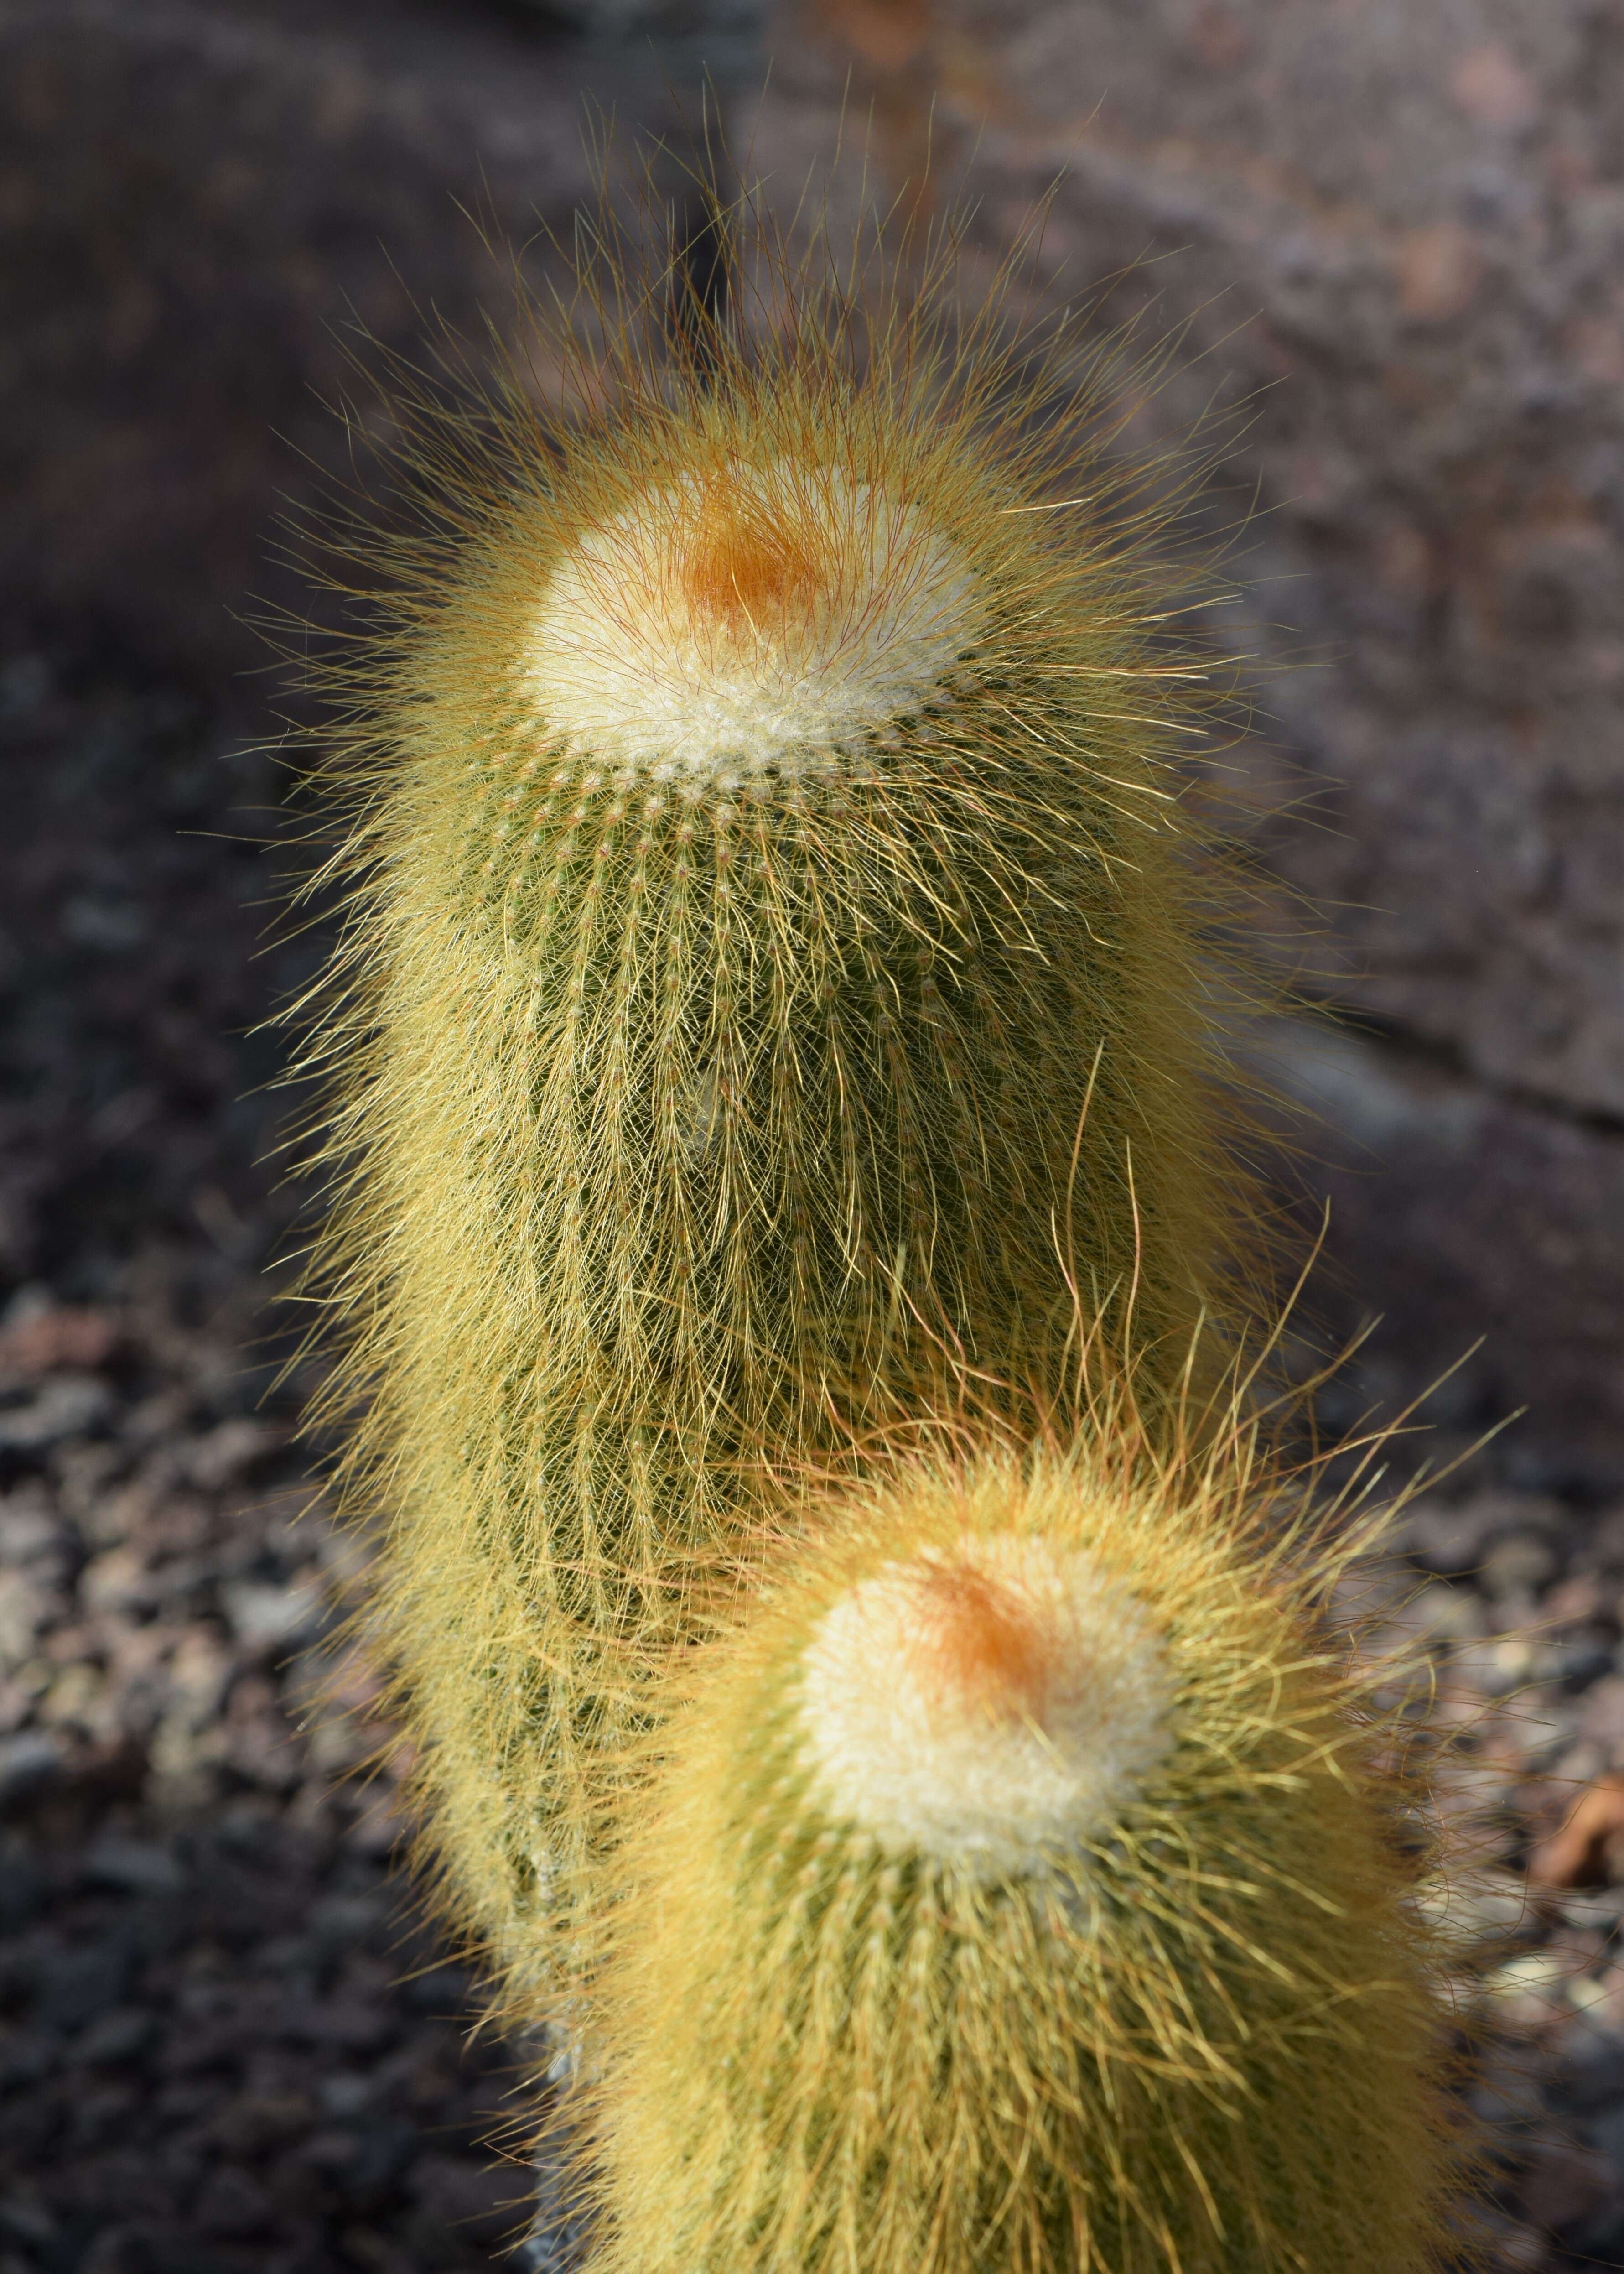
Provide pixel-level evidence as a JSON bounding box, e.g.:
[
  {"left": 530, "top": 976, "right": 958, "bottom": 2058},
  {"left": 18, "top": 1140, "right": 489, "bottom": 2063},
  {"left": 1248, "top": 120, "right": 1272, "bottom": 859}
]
[{"left": 296, "top": 195, "right": 1262, "bottom": 1993}]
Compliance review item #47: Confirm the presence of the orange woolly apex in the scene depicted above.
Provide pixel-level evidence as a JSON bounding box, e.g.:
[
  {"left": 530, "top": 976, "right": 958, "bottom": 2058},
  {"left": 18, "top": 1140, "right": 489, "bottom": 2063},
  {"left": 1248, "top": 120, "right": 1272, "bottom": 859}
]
[
  {"left": 902, "top": 1555, "right": 1068, "bottom": 1728},
  {"left": 678, "top": 475, "right": 824, "bottom": 629}
]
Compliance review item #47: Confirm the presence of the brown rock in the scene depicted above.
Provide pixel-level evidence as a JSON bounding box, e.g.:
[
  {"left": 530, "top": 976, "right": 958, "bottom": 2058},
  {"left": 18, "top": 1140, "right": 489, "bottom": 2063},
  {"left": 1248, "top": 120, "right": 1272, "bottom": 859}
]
[
  {"left": 1450, "top": 43, "right": 1541, "bottom": 134},
  {"left": 1395, "top": 221, "right": 1484, "bottom": 323},
  {"left": 1530, "top": 1771, "right": 1624, "bottom": 1888},
  {"left": 0, "top": 1301, "right": 117, "bottom": 1379}
]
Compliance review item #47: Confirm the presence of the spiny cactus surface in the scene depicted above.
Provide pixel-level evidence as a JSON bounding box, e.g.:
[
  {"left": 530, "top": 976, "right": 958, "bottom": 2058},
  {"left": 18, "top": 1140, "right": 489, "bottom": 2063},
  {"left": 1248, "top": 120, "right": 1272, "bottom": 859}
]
[
  {"left": 575, "top": 1442, "right": 1456, "bottom": 2274},
  {"left": 295, "top": 195, "right": 1263, "bottom": 1989}
]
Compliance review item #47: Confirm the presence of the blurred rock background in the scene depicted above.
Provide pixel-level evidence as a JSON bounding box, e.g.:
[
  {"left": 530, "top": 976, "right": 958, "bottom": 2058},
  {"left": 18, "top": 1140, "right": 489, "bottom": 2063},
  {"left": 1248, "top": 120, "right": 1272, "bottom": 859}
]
[{"left": 1, "top": 1, "right": 1622, "bottom": 2269}]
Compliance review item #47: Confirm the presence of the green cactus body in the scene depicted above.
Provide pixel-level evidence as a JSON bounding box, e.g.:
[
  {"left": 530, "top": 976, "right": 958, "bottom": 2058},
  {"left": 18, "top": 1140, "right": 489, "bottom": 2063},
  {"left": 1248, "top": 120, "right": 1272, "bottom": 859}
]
[
  {"left": 576, "top": 1449, "right": 1454, "bottom": 2274},
  {"left": 303, "top": 224, "right": 1261, "bottom": 1988}
]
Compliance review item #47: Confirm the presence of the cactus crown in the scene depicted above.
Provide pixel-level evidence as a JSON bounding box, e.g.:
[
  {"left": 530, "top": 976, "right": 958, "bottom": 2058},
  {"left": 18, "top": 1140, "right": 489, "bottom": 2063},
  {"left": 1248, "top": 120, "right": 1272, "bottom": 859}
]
[
  {"left": 523, "top": 457, "right": 981, "bottom": 786},
  {"left": 800, "top": 1529, "right": 1173, "bottom": 1879}
]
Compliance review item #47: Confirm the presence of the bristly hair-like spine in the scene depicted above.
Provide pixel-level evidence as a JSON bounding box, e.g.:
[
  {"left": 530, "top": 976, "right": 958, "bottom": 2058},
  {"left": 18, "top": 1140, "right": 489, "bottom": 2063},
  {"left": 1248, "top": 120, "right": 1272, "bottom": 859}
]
[
  {"left": 572, "top": 1423, "right": 1460, "bottom": 2274},
  {"left": 282, "top": 166, "right": 1271, "bottom": 1997}
]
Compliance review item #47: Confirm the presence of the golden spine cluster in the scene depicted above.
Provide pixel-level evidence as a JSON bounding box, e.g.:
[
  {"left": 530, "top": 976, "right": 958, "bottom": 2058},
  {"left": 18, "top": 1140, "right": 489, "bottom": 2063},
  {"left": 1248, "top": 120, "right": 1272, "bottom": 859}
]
[{"left": 296, "top": 196, "right": 1260, "bottom": 1990}]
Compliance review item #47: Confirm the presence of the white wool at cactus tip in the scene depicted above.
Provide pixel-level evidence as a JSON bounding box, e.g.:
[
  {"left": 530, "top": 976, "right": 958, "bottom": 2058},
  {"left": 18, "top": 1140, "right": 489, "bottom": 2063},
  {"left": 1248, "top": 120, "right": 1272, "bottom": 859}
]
[{"left": 519, "top": 463, "right": 983, "bottom": 788}]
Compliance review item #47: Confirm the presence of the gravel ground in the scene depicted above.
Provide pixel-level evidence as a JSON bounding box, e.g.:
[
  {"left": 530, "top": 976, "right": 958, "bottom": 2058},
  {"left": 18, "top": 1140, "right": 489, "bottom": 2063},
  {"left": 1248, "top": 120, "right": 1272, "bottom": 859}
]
[
  {"left": 0, "top": 650, "right": 542, "bottom": 2274},
  {"left": 0, "top": 645, "right": 1621, "bottom": 2271}
]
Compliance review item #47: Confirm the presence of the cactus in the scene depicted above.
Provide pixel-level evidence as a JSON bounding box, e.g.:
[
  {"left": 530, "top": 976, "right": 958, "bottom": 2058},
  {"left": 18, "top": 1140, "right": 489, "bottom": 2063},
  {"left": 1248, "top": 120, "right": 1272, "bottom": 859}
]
[
  {"left": 295, "top": 193, "right": 1264, "bottom": 1991},
  {"left": 572, "top": 1436, "right": 1455, "bottom": 2274}
]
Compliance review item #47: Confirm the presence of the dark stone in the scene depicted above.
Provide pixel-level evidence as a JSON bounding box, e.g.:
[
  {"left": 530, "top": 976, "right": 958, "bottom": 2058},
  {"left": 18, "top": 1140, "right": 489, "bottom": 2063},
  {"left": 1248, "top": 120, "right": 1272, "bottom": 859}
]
[
  {"left": 193, "top": 2168, "right": 275, "bottom": 2242},
  {"left": 0, "top": 1831, "right": 47, "bottom": 1929},
  {"left": 399, "top": 1961, "right": 473, "bottom": 2014},
  {"left": 68, "top": 2005, "right": 158, "bottom": 2068},
  {"left": 1548, "top": 2015, "right": 1624, "bottom": 2114},
  {"left": 79, "top": 1836, "right": 187, "bottom": 1899},
  {"left": 0, "top": 2200, "right": 61, "bottom": 2254},
  {"left": 334, "top": 2117, "right": 416, "bottom": 2207},
  {"left": 0, "top": 2025, "right": 59, "bottom": 2090},
  {"left": 145, "top": 2243, "right": 254, "bottom": 2274},
  {"left": 1567, "top": 2180, "right": 1624, "bottom": 2265},
  {"left": 1520, "top": 2139, "right": 1615, "bottom": 2243},
  {"left": 28, "top": 1939, "right": 133, "bottom": 2032},
  {"left": 0, "top": 1730, "right": 66, "bottom": 1809},
  {"left": 204, "top": 2090, "right": 316, "bottom": 2160},
  {"left": 277, "top": 1993, "right": 395, "bottom": 2055}
]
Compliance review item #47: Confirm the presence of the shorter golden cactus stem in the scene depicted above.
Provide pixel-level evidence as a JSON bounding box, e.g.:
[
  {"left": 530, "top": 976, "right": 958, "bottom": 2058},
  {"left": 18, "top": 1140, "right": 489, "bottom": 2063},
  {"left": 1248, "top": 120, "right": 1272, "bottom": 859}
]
[{"left": 574, "top": 1443, "right": 1458, "bottom": 2274}]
